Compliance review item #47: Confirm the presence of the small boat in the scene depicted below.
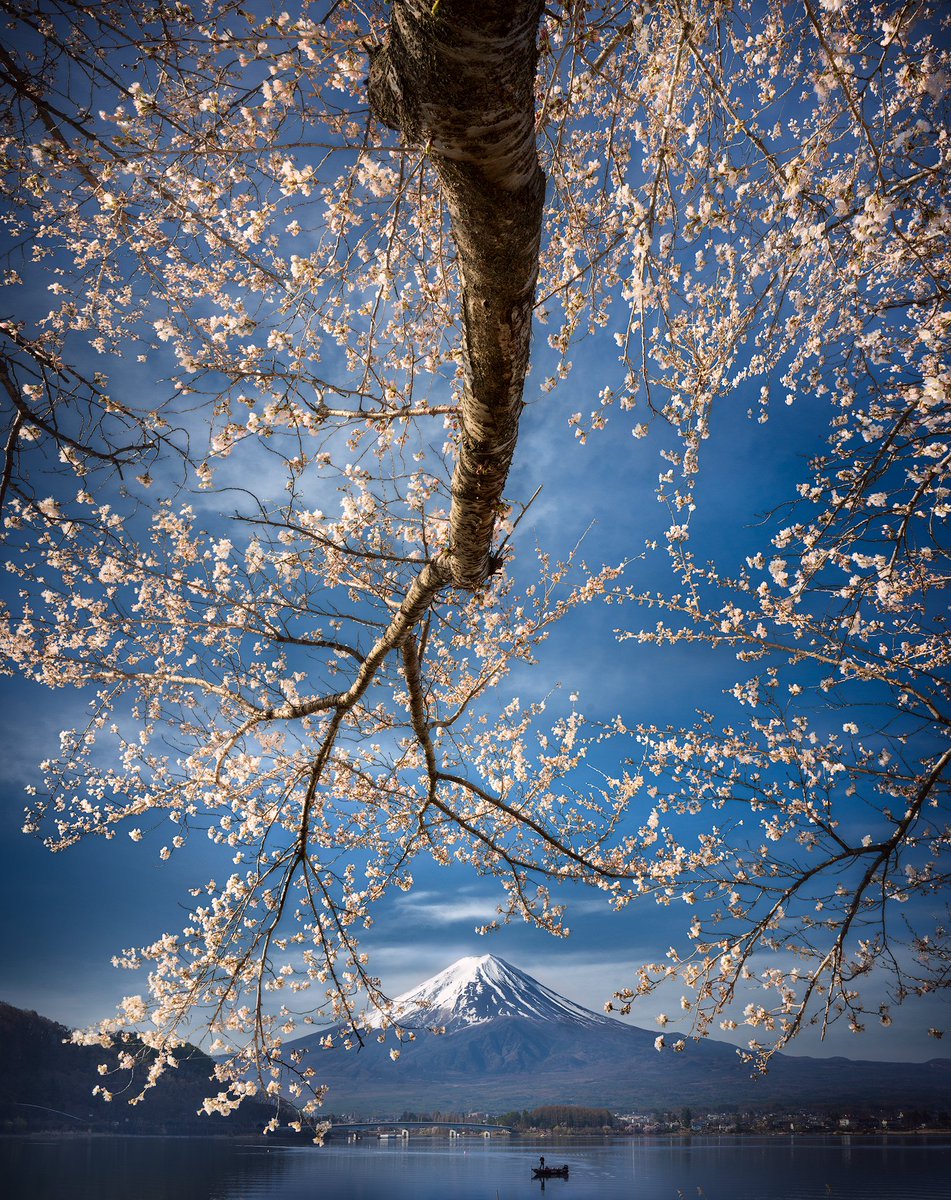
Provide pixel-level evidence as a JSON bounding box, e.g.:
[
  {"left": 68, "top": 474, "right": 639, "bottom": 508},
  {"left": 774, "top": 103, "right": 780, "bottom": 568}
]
[{"left": 532, "top": 1164, "right": 569, "bottom": 1179}]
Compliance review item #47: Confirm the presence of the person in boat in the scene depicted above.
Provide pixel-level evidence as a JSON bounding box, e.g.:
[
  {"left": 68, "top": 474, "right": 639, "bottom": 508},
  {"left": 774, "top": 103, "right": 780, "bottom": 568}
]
[{"left": 539, "top": 1156, "right": 545, "bottom": 1169}]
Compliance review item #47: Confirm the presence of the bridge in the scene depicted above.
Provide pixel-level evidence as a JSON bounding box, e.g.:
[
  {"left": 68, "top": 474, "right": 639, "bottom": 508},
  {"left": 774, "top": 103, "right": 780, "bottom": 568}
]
[{"left": 326, "top": 1120, "right": 512, "bottom": 1139}]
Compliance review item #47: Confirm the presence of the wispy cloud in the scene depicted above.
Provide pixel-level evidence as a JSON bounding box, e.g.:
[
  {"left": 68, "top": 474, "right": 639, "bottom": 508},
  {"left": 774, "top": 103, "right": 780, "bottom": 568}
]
[{"left": 391, "top": 889, "right": 500, "bottom": 925}]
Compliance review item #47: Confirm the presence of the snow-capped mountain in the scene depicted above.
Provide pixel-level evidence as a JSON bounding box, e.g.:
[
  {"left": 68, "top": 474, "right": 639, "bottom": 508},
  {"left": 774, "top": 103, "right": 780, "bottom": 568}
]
[
  {"left": 285, "top": 955, "right": 951, "bottom": 1116},
  {"left": 369, "top": 954, "right": 613, "bottom": 1034}
]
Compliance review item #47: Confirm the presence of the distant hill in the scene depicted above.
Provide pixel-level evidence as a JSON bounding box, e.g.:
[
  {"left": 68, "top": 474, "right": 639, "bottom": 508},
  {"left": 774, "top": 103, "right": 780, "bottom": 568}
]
[
  {"left": 8, "top": 960, "right": 949, "bottom": 1131},
  {"left": 284, "top": 955, "right": 951, "bottom": 1115},
  {"left": 0, "top": 1002, "right": 277, "bottom": 1134}
]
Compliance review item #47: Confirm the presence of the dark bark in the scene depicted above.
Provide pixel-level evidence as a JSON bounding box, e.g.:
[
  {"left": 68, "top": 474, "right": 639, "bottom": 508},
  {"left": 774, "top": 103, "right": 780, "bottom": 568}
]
[{"left": 369, "top": 0, "right": 546, "bottom": 590}]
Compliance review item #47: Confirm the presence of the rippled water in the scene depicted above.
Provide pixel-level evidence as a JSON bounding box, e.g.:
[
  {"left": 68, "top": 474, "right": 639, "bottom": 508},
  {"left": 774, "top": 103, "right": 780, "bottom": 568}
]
[{"left": 3, "top": 1133, "right": 950, "bottom": 1199}]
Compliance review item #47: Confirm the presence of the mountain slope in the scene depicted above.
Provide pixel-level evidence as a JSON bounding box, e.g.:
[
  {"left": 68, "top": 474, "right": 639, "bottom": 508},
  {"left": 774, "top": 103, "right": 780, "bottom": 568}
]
[
  {"left": 366, "top": 954, "right": 615, "bottom": 1034},
  {"left": 0, "top": 1002, "right": 276, "bottom": 1133},
  {"left": 286, "top": 955, "right": 951, "bottom": 1115}
]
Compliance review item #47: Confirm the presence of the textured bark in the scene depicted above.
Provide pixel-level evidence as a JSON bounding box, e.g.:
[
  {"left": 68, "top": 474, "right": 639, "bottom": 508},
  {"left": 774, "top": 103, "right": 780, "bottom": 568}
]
[{"left": 369, "top": 0, "right": 546, "bottom": 590}]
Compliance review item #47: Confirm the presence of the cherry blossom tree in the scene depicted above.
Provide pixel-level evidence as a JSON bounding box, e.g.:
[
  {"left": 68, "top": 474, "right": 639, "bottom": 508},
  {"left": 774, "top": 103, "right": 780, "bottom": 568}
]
[{"left": 0, "top": 0, "right": 947, "bottom": 1127}]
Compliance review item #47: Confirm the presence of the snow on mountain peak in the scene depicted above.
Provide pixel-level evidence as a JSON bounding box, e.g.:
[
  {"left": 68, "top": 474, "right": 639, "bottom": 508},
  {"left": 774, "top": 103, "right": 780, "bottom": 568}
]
[{"left": 380, "top": 954, "right": 612, "bottom": 1032}]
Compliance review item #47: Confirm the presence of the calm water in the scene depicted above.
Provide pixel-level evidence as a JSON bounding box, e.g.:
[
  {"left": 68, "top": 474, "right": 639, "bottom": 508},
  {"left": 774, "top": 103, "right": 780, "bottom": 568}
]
[{"left": 3, "top": 1134, "right": 950, "bottom": 1200}]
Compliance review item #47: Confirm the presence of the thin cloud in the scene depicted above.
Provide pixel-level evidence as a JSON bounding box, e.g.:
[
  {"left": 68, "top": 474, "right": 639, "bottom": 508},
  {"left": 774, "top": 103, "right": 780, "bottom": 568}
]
[{"left": 392, "top": 890, "right": 500, "bottom": 925}]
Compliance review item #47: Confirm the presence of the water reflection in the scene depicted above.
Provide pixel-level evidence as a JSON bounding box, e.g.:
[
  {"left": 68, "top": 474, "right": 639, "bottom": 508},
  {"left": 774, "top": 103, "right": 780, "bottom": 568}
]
[
  {"left": 3, "top": 1137, "right": 290, "bottom": 1200},
  {"left": 3, "top": 1134, "right": 951, "bottom": 1200}
]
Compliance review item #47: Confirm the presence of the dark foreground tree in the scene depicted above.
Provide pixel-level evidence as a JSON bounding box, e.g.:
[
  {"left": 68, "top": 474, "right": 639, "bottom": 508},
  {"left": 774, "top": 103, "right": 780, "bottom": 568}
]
[{"left": 0, "top": 0, "right": 948, "bottom": 1131}]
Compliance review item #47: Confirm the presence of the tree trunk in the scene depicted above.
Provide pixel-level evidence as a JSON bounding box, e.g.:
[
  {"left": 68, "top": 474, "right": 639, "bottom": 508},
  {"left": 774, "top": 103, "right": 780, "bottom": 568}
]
[{"left": 369, "top": 0, "right": 546, "bottom": 590}]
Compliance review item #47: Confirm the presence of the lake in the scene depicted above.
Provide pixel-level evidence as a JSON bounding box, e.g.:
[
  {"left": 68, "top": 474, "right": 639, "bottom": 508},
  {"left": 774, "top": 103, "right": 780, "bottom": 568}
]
[{"left": 3, "top": 1134, "right": 950, "bottom": 1199}]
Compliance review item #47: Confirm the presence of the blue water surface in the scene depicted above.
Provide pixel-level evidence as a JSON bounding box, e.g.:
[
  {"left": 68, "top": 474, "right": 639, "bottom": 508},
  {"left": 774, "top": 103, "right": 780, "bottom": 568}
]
[{"left": 3, "top": 1133, "right": 950, "bottom": 1199}]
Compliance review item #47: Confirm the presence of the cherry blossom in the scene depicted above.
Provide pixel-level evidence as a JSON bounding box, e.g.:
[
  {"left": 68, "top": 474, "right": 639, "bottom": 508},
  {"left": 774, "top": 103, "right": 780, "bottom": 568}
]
[{"left": 0, "top": 0, "right": 947, "bottom": 1129}]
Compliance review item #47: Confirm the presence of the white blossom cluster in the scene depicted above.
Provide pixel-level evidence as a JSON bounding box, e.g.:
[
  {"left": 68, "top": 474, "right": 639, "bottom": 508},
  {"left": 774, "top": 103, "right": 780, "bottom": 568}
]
[{"left": 0, "top": 0, "right": 947, "bottom": 1125}]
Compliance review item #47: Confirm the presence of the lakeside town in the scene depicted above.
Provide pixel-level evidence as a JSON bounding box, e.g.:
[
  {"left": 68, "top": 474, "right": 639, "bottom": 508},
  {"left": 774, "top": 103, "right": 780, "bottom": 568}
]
[{"left": 318, "top": 1104, "right": 951, "bottom": 1139}]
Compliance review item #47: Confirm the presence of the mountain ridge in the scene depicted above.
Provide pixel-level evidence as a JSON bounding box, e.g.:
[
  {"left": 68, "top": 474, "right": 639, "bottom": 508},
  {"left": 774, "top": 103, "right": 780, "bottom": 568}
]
[
  {"left": 365, "top": 954, "right": 615, "bottom": 1033},
  {"left": 286, "top": 954, "right": 951, "bottom": 1115},
  {"left": 0, "top": 1001, "right": 277, "bottom": 1134}
]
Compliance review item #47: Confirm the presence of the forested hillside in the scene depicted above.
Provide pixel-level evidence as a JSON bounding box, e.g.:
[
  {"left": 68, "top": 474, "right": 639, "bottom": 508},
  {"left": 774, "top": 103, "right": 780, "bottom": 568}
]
[{"left": 0, "top": 1002, "right": 278, "bottom": 1134}]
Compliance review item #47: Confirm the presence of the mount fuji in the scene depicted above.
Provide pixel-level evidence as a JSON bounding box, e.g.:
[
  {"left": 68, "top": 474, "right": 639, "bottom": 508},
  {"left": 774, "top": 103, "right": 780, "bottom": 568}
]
[
  {"left": 362, "top": 954, "right": 614, "bottom": 1035},
  {"left": 286, "top": 954, "right": 950, "bottom": 1115}
]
